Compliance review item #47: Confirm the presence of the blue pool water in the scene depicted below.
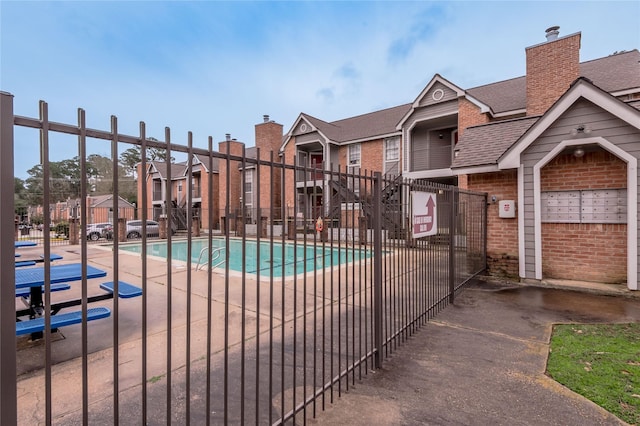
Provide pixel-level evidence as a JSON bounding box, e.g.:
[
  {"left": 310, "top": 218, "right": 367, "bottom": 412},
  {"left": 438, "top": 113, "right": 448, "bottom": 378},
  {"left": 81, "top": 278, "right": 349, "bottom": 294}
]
[{"left": 119, "top": 238, "right": 371, "bottom": 278}]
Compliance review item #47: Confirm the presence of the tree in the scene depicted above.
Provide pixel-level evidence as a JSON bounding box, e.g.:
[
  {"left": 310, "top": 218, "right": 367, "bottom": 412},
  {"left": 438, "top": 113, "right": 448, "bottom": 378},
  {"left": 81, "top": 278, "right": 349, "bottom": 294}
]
[
  {"left": 120, "top": 138, "right": 175, "bottom": 177},
  {"left": 24, "top": 159, "right": 83, "bottom": 204},
  {"left": 15, "top": 177, "right": 28, "bottom": 217}
]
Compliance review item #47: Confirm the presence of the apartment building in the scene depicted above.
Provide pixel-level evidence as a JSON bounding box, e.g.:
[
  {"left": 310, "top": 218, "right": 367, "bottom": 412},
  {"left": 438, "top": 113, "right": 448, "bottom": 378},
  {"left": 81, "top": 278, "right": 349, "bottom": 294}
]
[{"left": 280, "top": 27, "right": 640, "bottom": 290}]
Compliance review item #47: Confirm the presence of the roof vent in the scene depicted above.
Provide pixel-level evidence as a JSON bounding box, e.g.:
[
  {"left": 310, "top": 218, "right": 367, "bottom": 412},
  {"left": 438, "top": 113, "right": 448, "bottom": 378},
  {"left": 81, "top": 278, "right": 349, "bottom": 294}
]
[
  {"left": 263, "top": 115, "right": 270, "bottom": 123},
  {"left": 225, "top": 133, "right": 231, "bottom": 141},
  {"left": 545, "top": 26, "right": 560, "bottom": 41}
]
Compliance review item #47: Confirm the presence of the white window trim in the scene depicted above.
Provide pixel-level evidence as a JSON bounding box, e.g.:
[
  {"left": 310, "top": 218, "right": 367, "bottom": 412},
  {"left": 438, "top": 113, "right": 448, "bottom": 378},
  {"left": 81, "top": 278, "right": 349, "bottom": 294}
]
[
  {"left": 348, "top": 143, "right": 361, "bottom": 167},
  {"left": 384, "top": 137, "right": 400, "bottom": 162}
]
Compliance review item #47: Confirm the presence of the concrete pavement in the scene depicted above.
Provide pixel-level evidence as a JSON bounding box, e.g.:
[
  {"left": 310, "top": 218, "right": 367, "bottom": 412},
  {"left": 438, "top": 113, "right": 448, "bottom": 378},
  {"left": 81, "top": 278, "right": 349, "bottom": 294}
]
[{"left": 309, "top": 279, "right": 640, "bottom": 425}]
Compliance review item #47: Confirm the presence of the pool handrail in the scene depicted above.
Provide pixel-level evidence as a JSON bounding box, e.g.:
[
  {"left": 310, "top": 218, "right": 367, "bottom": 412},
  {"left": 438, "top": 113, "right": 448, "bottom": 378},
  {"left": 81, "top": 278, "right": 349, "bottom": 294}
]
[{"left": 195, "top": 246, "right": 226, "bottom": 271}]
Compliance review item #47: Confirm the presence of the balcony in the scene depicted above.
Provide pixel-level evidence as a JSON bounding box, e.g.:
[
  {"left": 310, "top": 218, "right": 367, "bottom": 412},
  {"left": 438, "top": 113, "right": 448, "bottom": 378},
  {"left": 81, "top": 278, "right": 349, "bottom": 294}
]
[
  {"left": 192, "top": 187, "right": 201, "bottom": 199},
  {"left": 410, "top": 143, "right": 453, "bottom": 171}
]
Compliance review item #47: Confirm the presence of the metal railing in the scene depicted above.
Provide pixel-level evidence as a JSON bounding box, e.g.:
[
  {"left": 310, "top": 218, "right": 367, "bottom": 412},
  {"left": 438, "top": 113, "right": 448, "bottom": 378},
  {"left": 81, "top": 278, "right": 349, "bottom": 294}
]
[{"left": 1, "top": 92, "right": 487, "bottom": 425}]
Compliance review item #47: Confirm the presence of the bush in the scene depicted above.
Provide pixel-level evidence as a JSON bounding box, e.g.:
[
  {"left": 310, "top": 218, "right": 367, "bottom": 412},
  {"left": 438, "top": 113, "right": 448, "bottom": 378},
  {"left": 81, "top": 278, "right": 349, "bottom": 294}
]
[{"left": 54, "top": 221, "right": 70, "bottom": 238}]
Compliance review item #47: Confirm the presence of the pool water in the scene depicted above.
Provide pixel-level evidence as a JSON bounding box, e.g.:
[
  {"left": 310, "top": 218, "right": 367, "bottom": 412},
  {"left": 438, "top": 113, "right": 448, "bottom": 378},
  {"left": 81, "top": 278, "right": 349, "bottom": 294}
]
[{"left": 119, "top": 238, "right": 372, "bottom": 278}]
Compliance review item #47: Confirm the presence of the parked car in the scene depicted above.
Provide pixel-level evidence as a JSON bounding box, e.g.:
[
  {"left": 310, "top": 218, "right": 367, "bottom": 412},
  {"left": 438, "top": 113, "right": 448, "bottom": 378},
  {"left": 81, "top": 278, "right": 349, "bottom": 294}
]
[
  {"left": 86, "top": 223, "right": 112, "bottom": 241},
  {"left": 101, "top": 224, "right": 114, "bottom": 240},
  {"left": 125, "top": 220, "right": 175, "bottom": 239}
]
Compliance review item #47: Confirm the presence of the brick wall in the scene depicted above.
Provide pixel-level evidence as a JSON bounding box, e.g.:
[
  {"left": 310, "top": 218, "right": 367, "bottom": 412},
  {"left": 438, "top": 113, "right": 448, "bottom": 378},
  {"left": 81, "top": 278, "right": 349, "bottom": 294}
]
[
  {"left": 457, "top": 98, "right": 490, "bottom": 137},
  {"left": 525, "top": 32, "right": 581, "bottom": 116},
  {"left": 540, "top": 150, "right": 627, "bottom": 282},
  {"left": 218, "top": 140, "right": 245, "bottom": 231},
  {"left": 197, "top": 168, "right": 219, "bottom": 229},
  {"left": 541, "top": 223, "right": 627, "bottom": 283},
  {"left": 338, "top": 139, "right": 384, "bottom": 173},
  {"left": 541, "top": 151, "right": 627, "bottom": 190},
  {"left": 255, "top": 119, "right": 283, "bottom": 219},
  {"left": 467, "top": 170, "right": 518, "bottom": 277},
  {"left": 282, "top": 140, "right": 297, "bottom": 215}
]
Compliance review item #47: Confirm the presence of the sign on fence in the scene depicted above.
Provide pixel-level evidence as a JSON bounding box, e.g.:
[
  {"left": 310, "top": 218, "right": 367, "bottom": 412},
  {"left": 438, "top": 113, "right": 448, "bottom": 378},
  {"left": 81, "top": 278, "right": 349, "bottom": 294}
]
[{"left": 411, "top": 191, "right": 437, "bottom": 238}]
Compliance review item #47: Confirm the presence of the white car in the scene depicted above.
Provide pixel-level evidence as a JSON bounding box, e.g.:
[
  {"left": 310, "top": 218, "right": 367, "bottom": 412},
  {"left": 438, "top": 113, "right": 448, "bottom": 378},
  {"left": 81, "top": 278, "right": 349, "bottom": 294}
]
[{"left": 86, "top": 223, "right": 112, "bottom": 241}]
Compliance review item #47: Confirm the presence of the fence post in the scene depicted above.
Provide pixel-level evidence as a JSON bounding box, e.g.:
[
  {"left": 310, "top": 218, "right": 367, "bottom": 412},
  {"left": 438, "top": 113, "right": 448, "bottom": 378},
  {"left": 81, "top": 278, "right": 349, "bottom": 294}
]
[
  {"left": 449, "top": 186, "right": 458, "bottom": 303},
  {"left": 0, "top": 91, "right": 17, "bottom": 424},
  {"left": 373, "top": 172, "right": 383, "bottom": 369}
]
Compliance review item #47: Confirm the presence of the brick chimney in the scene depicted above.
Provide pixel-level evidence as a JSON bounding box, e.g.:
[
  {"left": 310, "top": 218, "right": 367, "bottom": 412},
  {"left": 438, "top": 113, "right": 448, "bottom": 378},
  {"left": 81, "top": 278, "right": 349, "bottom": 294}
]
[
  {"left": 218, "top": 136, "right": 245, "bottom": 232},
  {"left": 255, "top": 114, "right": 283, "bottom": 154},
  {"left": 525, "top": 27, "right": 581, "bottom": 116},
  {"left": 254, "top": 115, "right": 283, "bottom": 219}
]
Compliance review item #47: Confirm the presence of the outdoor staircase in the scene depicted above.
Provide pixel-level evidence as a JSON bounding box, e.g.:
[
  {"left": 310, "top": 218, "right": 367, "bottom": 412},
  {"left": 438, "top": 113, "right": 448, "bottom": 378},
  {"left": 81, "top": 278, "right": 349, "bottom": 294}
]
[
  {"left": 170, "top": 201, "right": 189, "bottom": 230},
  {"left": 327, "top": 175, "right": 404, "bottom": 238}
]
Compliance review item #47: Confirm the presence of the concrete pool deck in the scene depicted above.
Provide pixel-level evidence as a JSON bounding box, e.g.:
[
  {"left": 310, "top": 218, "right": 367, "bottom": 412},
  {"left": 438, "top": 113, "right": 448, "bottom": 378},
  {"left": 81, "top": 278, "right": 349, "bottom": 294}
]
[
  {"left": 13, "top": 243, "right": 639, "bottom": 424},
  {"left": 15, "top": 241, "right": 370, "bottom": 424}
]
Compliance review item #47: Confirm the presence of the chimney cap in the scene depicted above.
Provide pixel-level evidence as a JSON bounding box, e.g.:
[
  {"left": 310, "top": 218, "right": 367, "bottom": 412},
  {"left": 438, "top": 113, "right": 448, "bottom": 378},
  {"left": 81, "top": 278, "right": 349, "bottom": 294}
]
[
  {"left": 225, "top": 133, "right": 231, "bottom": 141},
  {"left": 545, "top": 26, "right": 560, "bottom": 41},
  {"left": 263, "top": 114, "right": 270, "bottom": 123}
]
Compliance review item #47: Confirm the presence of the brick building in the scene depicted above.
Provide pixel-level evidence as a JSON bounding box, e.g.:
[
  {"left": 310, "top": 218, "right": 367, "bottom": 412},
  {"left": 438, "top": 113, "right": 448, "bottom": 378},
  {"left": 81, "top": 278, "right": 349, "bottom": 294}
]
[{"left": 280, "top": 27, "right": 640, "bottom": 290}]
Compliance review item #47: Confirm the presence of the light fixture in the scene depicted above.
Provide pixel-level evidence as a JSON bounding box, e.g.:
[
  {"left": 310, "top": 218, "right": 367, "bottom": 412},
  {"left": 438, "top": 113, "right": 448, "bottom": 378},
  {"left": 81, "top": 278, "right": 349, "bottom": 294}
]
[
  {"left": 438, "top": 133, "right": 444, "bottom": 139},
  {"left": 570, "top": 124, "right": 591, "bottom": 137},
  {"left": 573, "top": 146, "right": 585, "bottom": 158}
]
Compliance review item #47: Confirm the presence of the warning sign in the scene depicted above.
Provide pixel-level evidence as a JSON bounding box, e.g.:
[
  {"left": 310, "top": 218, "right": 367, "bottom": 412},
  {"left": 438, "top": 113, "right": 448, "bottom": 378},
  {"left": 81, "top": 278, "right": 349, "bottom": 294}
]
[{"left": 411, "top": 191, "right": 437, "bottom": 238}]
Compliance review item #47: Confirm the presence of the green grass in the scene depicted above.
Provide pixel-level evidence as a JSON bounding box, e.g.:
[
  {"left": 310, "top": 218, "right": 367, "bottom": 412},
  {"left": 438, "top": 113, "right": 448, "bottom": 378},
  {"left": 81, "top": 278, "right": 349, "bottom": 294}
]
[{"left": 547, "top": 323, "right": 640, "bottom": 425}]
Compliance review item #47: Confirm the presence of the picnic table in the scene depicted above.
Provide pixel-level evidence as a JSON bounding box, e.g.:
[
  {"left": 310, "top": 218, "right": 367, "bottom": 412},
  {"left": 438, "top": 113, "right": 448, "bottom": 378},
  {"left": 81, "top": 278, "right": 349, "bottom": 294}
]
[
  {"left": 14, "top": 241, "right": 37, "bottom": 248},
  {"left": 14, "top": 263, "right": 142, "bottom": 339}
]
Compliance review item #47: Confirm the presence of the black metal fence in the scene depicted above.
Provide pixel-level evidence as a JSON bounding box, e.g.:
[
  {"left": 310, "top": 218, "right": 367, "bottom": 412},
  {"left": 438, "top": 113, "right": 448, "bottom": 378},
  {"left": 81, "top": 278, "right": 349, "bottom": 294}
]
[{"left": 1, "top": 93, "right": 486, "bottom": 425}]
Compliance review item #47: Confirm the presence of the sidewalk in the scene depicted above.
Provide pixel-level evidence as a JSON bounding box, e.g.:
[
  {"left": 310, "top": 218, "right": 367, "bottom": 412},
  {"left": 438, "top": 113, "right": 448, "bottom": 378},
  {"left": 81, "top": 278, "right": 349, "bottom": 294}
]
[{"left": 310, "top": 279, "right": 640, "bottom": 426}]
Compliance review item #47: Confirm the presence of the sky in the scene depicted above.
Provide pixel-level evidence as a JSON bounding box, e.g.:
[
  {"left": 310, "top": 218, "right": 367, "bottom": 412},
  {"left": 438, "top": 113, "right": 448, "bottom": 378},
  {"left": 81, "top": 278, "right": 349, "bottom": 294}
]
[{"left": 2, "top": 1, "right": 639, "bottom": 179}]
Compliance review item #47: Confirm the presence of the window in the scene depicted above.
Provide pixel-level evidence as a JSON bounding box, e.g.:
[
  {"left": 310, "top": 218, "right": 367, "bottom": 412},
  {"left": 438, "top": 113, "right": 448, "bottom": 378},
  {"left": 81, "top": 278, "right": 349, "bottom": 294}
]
[
  {"left": 348, "top": 143, "right": 361, "bottom": 166},
  {"left": 385, "top": 137, "right": 400, "bottom": 161},
  {"left": 244, "top": 170, "right": 253, "bottom": 195}
]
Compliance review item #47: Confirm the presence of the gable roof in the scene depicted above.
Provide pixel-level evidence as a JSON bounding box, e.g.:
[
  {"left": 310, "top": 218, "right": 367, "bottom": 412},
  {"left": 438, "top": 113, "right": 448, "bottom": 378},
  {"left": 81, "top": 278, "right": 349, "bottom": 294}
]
[
  {"left": 499, "top": 77, "right": 640, "bottom": 169},
  {"left": 397, "top": 74, "right": 465, "bottom": 128},
  {"left": 193, "top": 154, "right": 219, "bottom": 173},
  {"left": 282, "top": 104, "right": 410, "bottom": 151},
  {"left": 88, "top": 194, "right": 135, "bottom": 208},
  {"left": 452, "top": 116, "right": 539, "bottom": 169},
  {"left": 466, "top": 49, "right": 640, "bottom": 114},
  {"left": 316, "top": 103, "right": 411, "bottom": 143},
  {"left": 148, "top": 161, "right": 188, "bottom": 180}
]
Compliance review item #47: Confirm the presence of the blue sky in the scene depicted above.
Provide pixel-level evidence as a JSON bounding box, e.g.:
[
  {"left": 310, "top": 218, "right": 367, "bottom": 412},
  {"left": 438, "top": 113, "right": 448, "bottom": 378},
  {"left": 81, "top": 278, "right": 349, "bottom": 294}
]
[{"left": 2, "top": 1, "right": 639, "bottom": 179}]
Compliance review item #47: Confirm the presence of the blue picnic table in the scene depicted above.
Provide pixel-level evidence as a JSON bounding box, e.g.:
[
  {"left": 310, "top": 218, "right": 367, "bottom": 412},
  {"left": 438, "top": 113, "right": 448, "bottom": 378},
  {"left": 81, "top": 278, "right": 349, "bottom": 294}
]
[
  {"left": 15, "top": 263, "right": 106, "bottom": 288},
  {"left": 14, "top": 241, "right": 37, "bottom": 248},
  {"left": 14, "top": 263, "right": 141, "bottom": 339}
]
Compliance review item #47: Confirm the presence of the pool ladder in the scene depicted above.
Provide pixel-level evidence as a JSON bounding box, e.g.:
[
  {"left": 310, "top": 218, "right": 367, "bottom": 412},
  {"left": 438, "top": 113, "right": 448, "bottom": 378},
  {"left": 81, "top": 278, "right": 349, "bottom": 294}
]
[{"left": 195, "top": 246, "right": 226, "bottom": 271}]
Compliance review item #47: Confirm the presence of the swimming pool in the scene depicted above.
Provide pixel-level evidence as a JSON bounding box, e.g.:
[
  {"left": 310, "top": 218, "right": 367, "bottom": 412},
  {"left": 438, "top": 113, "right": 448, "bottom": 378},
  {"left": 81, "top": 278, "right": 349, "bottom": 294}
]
[{"left": 119, "top": 238, "right": 372, "bottom": 278}]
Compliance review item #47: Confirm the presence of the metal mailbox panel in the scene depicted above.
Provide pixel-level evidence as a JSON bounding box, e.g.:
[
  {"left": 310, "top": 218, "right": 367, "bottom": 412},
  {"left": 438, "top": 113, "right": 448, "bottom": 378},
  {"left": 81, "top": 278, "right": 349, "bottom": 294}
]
[{"left": 541, "top": 189, "right": 626, "bottom": 224}]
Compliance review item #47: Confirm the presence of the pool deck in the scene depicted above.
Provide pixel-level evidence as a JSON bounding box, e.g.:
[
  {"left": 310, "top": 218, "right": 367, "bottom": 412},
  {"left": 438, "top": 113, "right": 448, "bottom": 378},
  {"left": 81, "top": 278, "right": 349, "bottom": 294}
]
[{"left": 15, "top": 240, "right": 370, "bottom": 424}]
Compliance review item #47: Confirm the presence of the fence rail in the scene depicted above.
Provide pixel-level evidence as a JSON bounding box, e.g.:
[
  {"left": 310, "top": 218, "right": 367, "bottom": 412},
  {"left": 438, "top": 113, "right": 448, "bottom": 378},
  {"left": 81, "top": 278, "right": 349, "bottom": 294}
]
[{"left": 1, "top": 93, "right": 486, "bottom": 425}]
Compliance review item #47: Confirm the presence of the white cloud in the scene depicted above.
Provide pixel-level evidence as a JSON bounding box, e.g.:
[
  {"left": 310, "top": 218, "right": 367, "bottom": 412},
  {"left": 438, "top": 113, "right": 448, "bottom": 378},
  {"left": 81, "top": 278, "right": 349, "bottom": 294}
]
[{"left": 2, "top": 1, "right": 638, "bottom": 179}]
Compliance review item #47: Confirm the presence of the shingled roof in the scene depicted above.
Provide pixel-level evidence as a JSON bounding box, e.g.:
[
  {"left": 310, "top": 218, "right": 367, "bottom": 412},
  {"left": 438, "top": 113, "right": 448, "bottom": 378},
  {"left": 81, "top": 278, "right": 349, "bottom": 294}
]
[
  {"left": 301, "top": 103, "right": 411, "bottom": 143},
  {"left": 193, "top": 154, "right": 219, "bottom": 172},
  {"left": 452, "top": 116, "right": 539, "bottom": 169},
  {"left": 466, "top": 50, "right": 640, "bottom": 114},
  {"left": 149, "top": 161, "right": 188, "bottom": 180}
]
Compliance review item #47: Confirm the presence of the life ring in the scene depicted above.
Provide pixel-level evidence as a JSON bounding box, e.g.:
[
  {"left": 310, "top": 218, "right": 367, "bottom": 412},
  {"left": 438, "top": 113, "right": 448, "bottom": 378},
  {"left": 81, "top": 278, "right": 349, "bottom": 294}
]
[{"left": 315, "top": 217, "right": 324, "bottom": 232}]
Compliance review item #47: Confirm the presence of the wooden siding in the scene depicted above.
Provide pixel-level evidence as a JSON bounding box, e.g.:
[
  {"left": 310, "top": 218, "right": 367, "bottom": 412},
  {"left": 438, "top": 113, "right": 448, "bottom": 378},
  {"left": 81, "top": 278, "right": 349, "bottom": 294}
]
[
  {"left": 417, "top": 82, "right": 458, "bottom": 107},
  {"left": 406, "top": 100, "right": 457, "bottom": 125},
  {"left": 296, "top": 132, "right": 325, "bottom": 144},
  {"left": 520, "top": 99, "right": 640, "bottom": 284},
  {"left": 292, "top": 119, "right": 313, "bottom": 136}
]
